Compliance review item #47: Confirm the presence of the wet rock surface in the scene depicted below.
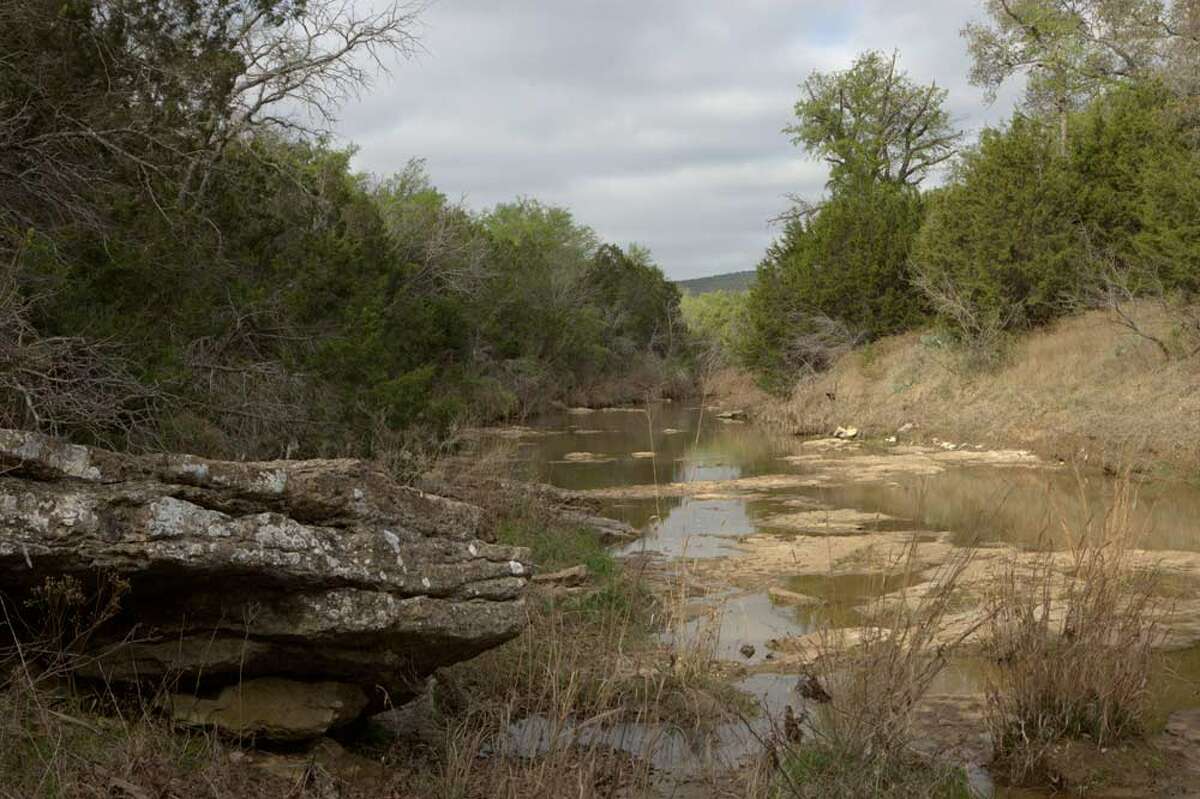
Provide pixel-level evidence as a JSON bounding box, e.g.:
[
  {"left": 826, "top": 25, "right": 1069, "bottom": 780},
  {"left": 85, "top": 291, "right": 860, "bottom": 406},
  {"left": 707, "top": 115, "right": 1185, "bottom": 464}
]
[{"left": 0, "top": 429, "right": 531, "bottom": 739}]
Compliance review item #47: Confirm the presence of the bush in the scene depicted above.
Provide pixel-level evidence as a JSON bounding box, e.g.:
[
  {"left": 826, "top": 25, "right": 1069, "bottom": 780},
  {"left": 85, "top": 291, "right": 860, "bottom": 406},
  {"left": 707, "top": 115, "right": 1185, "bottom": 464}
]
[
  {"left": 742, "top": 183, "right": 925, "bottom": 384},
  {"left": 912, "top": 82, "right": 1200, "bottom": 340}
]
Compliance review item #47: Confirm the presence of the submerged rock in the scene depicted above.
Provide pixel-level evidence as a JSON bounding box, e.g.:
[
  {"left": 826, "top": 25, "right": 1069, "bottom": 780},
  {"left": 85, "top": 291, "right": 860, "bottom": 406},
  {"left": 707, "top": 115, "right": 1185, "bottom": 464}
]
[
  {"left": 767, "top": 587, "right": 824, "bottom": 607},
  {"left": 0, "top": 429, "right": 531, "bottom": 739}
]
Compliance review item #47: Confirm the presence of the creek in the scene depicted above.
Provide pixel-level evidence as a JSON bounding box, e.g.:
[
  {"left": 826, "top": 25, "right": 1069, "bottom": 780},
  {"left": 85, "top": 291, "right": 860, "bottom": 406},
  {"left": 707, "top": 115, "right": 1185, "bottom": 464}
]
[{"left": 497, "top": 403, "right": 1200, "bottom": 795}]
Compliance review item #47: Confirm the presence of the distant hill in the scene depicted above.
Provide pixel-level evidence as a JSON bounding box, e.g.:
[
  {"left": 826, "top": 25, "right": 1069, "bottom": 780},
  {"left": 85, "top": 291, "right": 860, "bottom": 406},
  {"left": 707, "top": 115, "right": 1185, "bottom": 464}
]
[{"left": 675, "top": 270, "right": 756, "bottom": 295}]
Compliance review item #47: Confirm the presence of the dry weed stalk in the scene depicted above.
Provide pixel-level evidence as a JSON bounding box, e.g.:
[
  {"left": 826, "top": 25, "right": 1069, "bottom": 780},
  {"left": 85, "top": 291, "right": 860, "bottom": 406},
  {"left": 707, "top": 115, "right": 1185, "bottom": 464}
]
[{"left": 984, "top": 475, "right": 1165, "bottom": 782}]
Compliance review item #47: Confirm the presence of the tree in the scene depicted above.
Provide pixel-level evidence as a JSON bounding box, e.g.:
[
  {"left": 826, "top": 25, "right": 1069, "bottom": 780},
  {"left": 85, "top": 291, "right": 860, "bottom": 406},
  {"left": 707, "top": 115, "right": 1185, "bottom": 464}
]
[
  {"left": 911, "top": 82, "right": 1199, "bottom": 340},
  {"left": 742, "top": 183, "right": 927, "bottom": 381},
  {"left": 787, "top": 50, "right": 961, "bottom": 190},
  {"left": 962, "top": 0, "right": 1195, "bottom": 153},
  {"left": 587, "top": 244, "right": 682, "bottom": 359},
  {"left": 0, "top": 0, "right": 423, "bottom": 250}
]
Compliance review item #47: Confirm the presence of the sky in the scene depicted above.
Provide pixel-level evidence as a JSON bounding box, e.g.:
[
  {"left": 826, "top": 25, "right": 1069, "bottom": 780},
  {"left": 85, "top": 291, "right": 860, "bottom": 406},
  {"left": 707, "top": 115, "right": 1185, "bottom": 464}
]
[{"left": 336, "top": 1, "right": 1024, "bottom": 281}]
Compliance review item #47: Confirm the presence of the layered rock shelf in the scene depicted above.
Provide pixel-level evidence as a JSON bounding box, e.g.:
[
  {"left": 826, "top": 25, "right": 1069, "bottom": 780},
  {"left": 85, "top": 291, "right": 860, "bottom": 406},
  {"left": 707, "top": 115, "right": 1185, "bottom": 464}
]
[{"left": 0, "top": 429, "right": 531, "bottom": 739}]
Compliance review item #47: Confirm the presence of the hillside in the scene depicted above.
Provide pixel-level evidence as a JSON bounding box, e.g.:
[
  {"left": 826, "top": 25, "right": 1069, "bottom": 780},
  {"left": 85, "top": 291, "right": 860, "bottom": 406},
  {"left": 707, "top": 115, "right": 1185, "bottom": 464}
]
[{"left": 675, "top": 270, "right": 756, "bottom": 294}]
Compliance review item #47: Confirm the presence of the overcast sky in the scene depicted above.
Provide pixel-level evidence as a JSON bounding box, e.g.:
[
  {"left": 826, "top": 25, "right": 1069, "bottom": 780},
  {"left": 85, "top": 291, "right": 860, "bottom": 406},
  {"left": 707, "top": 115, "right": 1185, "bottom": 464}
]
[{"left": 336, "top": 1, "right": 1024, "bottom": 281}]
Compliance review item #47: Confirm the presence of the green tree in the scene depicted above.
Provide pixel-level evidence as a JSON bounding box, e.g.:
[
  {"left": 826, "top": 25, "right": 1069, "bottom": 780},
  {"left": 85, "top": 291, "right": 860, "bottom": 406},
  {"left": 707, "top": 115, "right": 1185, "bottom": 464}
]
[
  {"left": 911, "top": 81, "right": 1200, "bottom": 338},
  {"left": 743, "top": 184, "right": 927, "bottom": 382},
  {"left": 962, "top": 0, "right": 1193, "bottom": 153},
  {"left": 787, "top": 50, "right": 961, "bottom": 189}
]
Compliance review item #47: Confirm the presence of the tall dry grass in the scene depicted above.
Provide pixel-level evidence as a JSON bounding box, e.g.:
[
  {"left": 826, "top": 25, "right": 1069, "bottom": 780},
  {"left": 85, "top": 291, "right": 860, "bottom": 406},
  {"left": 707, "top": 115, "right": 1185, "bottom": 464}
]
[{"left": 983, "top": 476, "right": 1165, "bottom": 783}]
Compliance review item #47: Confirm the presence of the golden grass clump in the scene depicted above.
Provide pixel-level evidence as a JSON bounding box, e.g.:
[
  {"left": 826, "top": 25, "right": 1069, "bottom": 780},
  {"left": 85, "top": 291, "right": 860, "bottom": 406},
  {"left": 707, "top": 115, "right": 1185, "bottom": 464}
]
[
  {"left": 778, "top": 304, "right": 1200, "bottom": 474},
  {"left": 983, "top": 477, "right": 1165, "bottom": 783}
]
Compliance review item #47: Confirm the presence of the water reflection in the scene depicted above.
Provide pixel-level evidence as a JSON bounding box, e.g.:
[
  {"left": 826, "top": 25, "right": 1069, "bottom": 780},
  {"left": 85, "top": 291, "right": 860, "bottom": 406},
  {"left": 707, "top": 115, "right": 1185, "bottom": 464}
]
[{"left": 619, "top": 498, "right": 755, "bottom": 559}]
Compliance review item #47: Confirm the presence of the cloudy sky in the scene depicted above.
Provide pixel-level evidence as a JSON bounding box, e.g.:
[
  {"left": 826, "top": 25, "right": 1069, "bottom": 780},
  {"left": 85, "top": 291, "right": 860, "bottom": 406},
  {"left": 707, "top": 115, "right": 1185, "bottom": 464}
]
[{"left": 337, "top": 1, "right": 1023, "bottom": 280}]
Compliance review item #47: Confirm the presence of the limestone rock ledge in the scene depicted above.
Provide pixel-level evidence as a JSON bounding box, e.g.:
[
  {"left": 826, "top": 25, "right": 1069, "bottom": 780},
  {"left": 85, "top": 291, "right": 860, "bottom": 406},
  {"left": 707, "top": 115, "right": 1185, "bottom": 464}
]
[{"left": 0, "top": 429, "right": 531, "bottom": 738}]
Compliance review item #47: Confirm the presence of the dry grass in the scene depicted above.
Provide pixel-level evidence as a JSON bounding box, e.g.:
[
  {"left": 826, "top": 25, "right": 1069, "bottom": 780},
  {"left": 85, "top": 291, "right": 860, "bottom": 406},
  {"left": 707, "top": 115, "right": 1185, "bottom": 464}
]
[
  {"left": 983, "top": 476, "right": 1166, "bottom": 784},
  {"left": 776, "top": 305, "right": 1200, "bottom": 475},
  {"left": 765, "top": 541, "right": 982, "bottom": 799},
  {"left": 0, "top": 576, "right": 306, "bottom": 799}
]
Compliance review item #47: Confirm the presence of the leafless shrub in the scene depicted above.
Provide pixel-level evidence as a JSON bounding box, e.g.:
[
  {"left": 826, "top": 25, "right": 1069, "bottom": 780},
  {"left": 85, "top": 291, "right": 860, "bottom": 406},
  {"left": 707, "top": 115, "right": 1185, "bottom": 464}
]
[
  {"left": 984, "top": 476, "right": 1164, "bottom": 783},
  {"left": 763, "top": 542, "right": 982, "bottom": 798},
  {"left": 911, "top": 266, "right": 1018, "bottom": 371},
  {"left": 173, "top": 294, "right": 317, "bottom": 459},
  {"left": 1074, "top": 254, "right": 1200, "bottom": 360},
  {"left": 784, "top": 312, "right": 866, "bottom": 375},
  {"left": 0, "top": 0, "right": 425, "bottom": 244},
  {"left": 0, "top": 254, "right": 162, "bottom": 445}
]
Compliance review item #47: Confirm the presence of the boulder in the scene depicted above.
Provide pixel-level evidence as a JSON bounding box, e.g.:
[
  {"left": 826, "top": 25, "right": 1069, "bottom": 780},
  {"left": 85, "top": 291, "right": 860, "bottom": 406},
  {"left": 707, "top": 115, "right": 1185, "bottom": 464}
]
[
  {"left": 0, "top": 429, "right": 531, "bottom": 739},
  {"left": 833, "top": 426, "right": 860, "bottom": 440}
]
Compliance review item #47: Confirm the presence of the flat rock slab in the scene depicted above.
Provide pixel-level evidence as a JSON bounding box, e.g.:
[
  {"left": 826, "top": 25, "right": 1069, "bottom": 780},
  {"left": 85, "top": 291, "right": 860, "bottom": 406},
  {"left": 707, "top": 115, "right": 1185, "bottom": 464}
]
[
  {"left": 0, "top": 429, "right": 531, "bottom": 740},
  {"left": 168, "top": 679, "right": 368, "bottom": 742}
]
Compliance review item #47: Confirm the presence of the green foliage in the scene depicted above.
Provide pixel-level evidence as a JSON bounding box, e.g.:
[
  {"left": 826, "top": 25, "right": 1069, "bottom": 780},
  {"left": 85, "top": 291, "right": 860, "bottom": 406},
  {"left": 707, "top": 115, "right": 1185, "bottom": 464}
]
[
  {"left": 587, "top": 244, "right": 683, "bottom": 360},
  {"left": 495, "top": 518, "right": 614, "bottom": 576},
  {"left": 4, "top": 121, "right": 687, "bottom": 458},
  {"left": 912, "top": 81, "right": 1200, "bottom": 336},
  {"left": 3, "top": 0, "right": 696, "bottom": 461},
  {"left": 679, "top": 290, "right": 748, "bottom": 363},
  {"left": 741, "top": 49, "right": 946, "bottom": 386},
  {"left": 742, "top": 183, "right": 928, "bottom": 382},
  {"left": 777, "top": 744, "right": 973, "bottom": 799},
  {"left": 911, "top": 114, "right": 1077, "bottom": 330},
  {"left": 963, "top": 0, "right": 1189, "bottom": 133},
  {"left": 788, "top": 50, "right": 960, "bottom": 190}
]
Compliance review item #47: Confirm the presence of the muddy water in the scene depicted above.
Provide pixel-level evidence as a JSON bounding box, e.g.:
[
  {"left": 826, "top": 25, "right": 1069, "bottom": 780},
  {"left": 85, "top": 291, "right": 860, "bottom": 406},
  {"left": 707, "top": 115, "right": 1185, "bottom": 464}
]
[{"left": 499, "top": 404, "right": 1200, "bottom": 789}]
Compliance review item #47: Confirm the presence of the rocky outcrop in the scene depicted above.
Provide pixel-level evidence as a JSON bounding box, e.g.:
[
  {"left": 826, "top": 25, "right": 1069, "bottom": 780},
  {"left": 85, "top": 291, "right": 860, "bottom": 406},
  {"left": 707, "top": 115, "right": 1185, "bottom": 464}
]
[{"left": 0, "top": 429, "right": 531, "bottom": 738}]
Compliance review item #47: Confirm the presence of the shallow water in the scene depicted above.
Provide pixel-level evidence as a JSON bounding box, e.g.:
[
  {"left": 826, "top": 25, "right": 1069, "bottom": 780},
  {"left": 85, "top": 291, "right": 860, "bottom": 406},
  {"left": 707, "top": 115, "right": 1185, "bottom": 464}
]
[
  {"left": 492, "top": 403, "right": 1200, "bottom": 789},
  {"left": 511, "top": 403, "right": 1200, "bottom": 553}
]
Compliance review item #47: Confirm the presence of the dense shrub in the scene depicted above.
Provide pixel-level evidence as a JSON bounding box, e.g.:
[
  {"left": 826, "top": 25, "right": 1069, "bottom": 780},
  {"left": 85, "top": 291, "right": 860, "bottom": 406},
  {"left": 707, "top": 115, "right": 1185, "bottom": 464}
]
[
  {"left": 0, "top": 1, "right": 690, "bottom": 461},
  {"left": 912, "top": 83, "right": 1200, "bottom": 338},
  {"left": 741, "top": 184, "right": 927, "bottom": 384}
]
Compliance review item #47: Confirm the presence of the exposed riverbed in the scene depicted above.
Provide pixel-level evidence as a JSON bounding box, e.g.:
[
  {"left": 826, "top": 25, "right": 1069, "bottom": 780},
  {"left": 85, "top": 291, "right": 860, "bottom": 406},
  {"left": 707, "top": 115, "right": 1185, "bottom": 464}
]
[{"left": 486, "top": 403, "right": 1200, "bottom": 795}]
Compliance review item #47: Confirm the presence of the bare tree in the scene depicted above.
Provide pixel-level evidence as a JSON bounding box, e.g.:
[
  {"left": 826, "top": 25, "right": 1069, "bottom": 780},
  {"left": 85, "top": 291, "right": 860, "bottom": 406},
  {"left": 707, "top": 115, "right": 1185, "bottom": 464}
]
[
  {"left": 0, "top": 0, "right": 426, "bottom": 246},
  {"left": 175, "top": 0, "right": 426, "bottom": 203},
  {"left": 784, "top": 313, "right": 866, "bottom": 375},
  {"left": 911, "top": 266, "right": 1019, "bottom": 369}
]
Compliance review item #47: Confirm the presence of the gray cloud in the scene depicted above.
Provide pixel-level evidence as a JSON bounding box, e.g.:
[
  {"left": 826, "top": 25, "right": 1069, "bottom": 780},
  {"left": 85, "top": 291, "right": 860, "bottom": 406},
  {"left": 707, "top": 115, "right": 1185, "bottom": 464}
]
[{"left": 336, "top": 1, "right": 1024, "bottom": 280}]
